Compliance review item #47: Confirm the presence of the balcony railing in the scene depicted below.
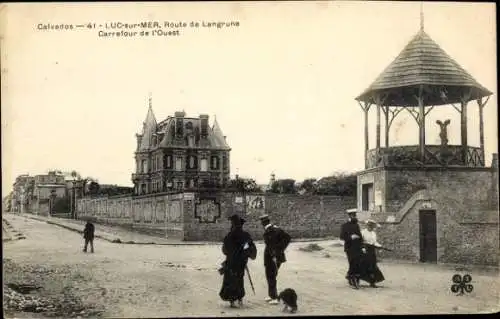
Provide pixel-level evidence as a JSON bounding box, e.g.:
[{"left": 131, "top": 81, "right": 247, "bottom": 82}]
[{"left": 366, "top": 145, "right": 485, "bottom": 169}]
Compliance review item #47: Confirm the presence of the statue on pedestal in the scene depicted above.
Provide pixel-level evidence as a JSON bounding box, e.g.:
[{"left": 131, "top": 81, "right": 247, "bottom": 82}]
[{"left": 436, "top": 119, "right": 451, "bottom": 146}]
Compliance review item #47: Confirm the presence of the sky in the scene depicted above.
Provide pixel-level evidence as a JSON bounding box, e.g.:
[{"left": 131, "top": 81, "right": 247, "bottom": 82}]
[{"left": 1, "top": 1, "right": 497, "bottom": 195}]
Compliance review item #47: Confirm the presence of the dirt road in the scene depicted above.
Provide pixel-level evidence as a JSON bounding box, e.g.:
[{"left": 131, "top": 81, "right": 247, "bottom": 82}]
[{"left": 3, "top": 213, "right": 498, "bottom": 317}]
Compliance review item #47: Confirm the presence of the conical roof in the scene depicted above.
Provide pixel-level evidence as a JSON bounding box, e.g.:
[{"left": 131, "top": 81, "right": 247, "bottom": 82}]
[
  {"left": 139, "top": 103, "right": 157, "bottom": 151},
  {"left": 356, "top": 29, "right": 492, "bottom": 106},
  {"left": 209, "top": 116, "right": 230, "bottom": 149}
]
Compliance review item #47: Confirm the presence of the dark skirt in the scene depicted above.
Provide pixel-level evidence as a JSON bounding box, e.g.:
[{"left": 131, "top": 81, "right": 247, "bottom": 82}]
[
  {"left": 219, "top": 265, "right": 245, "bottom": 302},
  {"left": 359, "top": 246, "right": 385, "bottom": 284}
]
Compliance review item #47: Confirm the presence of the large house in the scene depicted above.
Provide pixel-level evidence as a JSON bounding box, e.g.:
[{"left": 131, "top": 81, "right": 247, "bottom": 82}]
[{"left": 132, "top": 100, "right": 231, "bottom": 195}]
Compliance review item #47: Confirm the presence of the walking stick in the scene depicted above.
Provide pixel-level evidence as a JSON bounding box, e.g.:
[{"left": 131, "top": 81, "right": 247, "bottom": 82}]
[{"left": 245, "top": 265, "right": 256, "bottom": 295}]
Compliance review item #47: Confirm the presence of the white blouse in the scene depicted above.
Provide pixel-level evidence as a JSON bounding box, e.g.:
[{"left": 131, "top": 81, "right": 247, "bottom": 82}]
[{"left": 361, "top": 229, "right": 382, "bottom": 247}]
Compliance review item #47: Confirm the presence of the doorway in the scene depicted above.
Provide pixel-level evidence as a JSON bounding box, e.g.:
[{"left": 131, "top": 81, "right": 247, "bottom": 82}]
[{"left": 419, "top": 210, "right": 437, "bottom": 263}]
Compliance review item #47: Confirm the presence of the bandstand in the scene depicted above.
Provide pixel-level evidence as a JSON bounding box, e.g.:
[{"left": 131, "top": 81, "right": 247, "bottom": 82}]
[{"left": 354, "top": 19, "right": 499, "bottom": 266}]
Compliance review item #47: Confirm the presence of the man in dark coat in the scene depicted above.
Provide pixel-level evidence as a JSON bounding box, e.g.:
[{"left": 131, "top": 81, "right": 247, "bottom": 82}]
[
  {"left": 260, "top": 214, "right": 291, "bottom": 304},
  {"left": 83, "top": 220, "right": 95, "bottom": 253},
  {"left": 219, "top": 214, "right": 257, "bottom": 308},
  {"left": 340, "top": 209, "right": 363, "bottom": 289}
]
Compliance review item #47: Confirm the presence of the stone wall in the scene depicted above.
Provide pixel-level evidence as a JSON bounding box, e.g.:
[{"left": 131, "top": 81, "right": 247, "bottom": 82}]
[
  {"left": 76, "top": 193, "right": 186, "bottom": 239},
  {"left": 384, "top": 168, "right": 494, "bottom": 213},
  {"left": 183, "top": 192, "right": 356, "bottom": 241},
  {"left": 362, "top": 165, "right": 499, "bottom": 266},
  {"left": 76, "top": 192, "right": 356, "bottom": 242}
]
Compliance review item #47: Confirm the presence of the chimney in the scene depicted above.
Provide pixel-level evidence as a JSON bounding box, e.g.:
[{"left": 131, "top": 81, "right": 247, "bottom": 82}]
[
  {"left": 175, "top": 111, "right": 185, "bottom": 137},
  {"left": 200, "top": 114, "right": 209, "bottom": 137}
]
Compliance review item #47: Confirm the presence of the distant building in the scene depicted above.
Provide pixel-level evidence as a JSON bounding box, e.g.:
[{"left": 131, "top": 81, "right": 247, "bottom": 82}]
[
  {"left": 12, "top": 174, "right": 34, "bottom": 213},
  {"left": 132, "top": 98, "right": 231, "bottom": 195},
  {"left": 32, "top": 171, "right": 66, "bottom": 216}
]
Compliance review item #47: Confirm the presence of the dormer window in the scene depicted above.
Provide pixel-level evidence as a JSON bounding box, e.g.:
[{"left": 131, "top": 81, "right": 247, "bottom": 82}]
[
  {"left": 187, "top": 135, "right": 195, "bottom": 147},
  {"left": 211, "top": 156, "right": 220, "bottom": 170}
]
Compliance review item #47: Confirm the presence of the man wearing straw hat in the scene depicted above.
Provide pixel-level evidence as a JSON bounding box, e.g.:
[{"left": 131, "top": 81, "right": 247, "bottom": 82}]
[{"left": 340, "top": 208, "right": 363, "bottom": 289}]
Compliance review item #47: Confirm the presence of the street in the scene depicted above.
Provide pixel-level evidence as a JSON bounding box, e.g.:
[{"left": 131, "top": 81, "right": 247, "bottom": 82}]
[{"left": 3, "top": 213, "right": 499, "bottom": 317}]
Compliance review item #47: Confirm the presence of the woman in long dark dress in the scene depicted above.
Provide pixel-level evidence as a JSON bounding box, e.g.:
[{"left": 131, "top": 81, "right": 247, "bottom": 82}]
[
  {"left": 219, "top": 214, "right": 257, "bottom": 308},
  {"left": 360, "top": 220, "right": 385, "bottom": 287}
]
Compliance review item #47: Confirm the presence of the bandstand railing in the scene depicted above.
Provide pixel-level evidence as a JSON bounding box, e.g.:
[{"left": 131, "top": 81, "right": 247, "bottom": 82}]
[{"left": 366, "top": 145, "right": 485, "bottom": 169}]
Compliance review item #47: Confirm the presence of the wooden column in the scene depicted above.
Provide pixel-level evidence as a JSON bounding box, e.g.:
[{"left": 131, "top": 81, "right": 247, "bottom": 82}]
[
  {"left": 460, "top": 100, "right": 468, "bottom": 148},
  {"left": 358, "top": 101, "right": 371, "bottom": 168},
  {"left": 477, "top": 96, "right": 490, "bottom": 166},
  {"left": 460, "top": 90, "right": 471, "bottom": 164},
  {"left": 418, "top": 86, "right": 425, "bottom": 162},
  {"left": 384, "top": 106, "right": 390, "bottom": 147},
  {"left": 376, "top": 104, "right": 381, "bottom": 150}
]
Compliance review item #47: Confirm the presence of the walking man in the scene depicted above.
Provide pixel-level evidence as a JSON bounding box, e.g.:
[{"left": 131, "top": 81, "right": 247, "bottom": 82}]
[
  {"left": 259, "top": 214, "right": 291, "bottom": 304},
  {"left": 83, "top": 219, "right": 95, "bottom": 253},
  {"left": 340, "top": 208, "right": 363, "bottom": 289}
]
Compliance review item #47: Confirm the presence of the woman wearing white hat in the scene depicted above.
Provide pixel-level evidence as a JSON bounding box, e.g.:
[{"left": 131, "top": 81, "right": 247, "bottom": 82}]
[{"left": 360, "top": 219, "right": 385, "bottom": 288}]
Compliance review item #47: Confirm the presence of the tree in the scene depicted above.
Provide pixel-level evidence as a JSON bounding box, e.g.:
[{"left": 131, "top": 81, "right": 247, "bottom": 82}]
[
  {"left": 315, "top": 171, "right": 357, "bottom": 196},
  {"left": 82, "top": 177, "right": 100, "bottom": 196},
  {"left": 297, "top": 178, "right": 317, "bottom": 194},
  {"left": 268, "top": 179, "right": 296, "bottom": 194},
  {"left": 227, "top": 178, "right": 262, "bottom": 193}
]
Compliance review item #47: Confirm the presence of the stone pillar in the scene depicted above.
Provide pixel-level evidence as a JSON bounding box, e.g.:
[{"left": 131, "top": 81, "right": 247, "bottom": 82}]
[{"left": 490, "top": 153, "right": 498, "bottom": 210}]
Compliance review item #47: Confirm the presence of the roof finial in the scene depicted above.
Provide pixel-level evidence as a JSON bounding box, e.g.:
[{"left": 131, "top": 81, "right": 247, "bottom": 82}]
[
  {"left": 420, "top": 2, "right": 424, "bottom": 31},
  {"left": 148, "top": 92, "right": 152, "bottom": 109}
]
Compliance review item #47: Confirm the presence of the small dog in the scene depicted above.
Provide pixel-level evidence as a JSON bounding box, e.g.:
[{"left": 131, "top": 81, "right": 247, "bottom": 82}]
[{"left": 278, "top": 288, "right": 298, "bottom": 313}]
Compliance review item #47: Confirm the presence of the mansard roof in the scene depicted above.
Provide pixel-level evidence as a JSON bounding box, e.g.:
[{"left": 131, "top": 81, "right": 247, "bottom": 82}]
[{"left": 137, "top": 110, "right": 231, "bottom": 151}]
